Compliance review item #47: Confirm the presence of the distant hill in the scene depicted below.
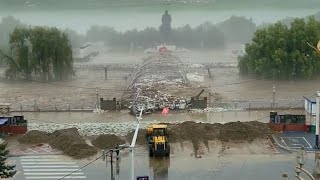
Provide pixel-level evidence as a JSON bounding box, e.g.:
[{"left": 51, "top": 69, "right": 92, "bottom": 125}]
[{"left": 0, "top": 0, "right": 320, "bottom": 11}]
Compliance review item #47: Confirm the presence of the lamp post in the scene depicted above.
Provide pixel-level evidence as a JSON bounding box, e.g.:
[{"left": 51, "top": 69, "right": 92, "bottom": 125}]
[{"left": 316, "top": 91, "right": 320, "bottom": 149}]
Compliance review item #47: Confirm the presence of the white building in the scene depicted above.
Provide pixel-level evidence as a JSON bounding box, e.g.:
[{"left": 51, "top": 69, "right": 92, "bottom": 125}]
[{"left": 304, "top": 96, "right": 317, "bottom": 125}]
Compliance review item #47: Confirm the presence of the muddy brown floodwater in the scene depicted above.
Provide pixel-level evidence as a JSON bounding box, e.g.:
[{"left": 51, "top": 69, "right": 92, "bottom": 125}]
[
  {"left": 14, "top": 109, "right": 304, "bottom": 124},
  {"left": 0, "top": 47, "right": 319, "bottom": 111}
]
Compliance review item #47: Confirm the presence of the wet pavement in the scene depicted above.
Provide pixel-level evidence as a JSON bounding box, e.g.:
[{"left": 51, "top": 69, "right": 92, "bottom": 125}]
[
  {"left": 5, "top": 133, "right": 320, "bottom": 180},
  {"left": 9, "top": 144, "right": 319, "bottom": 180},
  {"left": 273, "top": 131, "right": 320, "bottom": 152}
]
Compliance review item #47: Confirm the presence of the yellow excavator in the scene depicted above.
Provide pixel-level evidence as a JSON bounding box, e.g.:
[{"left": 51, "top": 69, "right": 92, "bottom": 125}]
[{"left": 146, "top": 124, "right": 170, "bottom": 157}]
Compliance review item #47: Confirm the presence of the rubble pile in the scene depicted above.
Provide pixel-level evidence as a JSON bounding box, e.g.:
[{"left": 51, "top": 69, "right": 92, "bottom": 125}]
[
  {"left": 91, "top": 134, "right": 126, "bottom": 149},
  {"left": 18, "top": 130, "right": 51, "bottom": 144},
  {"left": 124, "top": 52, "right": 207, "bottom": 114}
]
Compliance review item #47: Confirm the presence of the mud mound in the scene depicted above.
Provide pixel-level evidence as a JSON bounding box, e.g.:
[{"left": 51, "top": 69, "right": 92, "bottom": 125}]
[
  {"left": 64, "top": 143, "right": 98, "bottom": 159},
  {"left": 50, "top": 127, "right": 79, "bottom": 138},
  {"left": 91, "top": 134, "right": 126, "bottom": 149},
  {"left": 18, "top": 130, "right": 50, "bottom": 144},
  {"left": 168, "top": 122, "right": 220, "bottom": 155},
  {"left": 167, "top": 121, "right": 272, "bottom": 156},
  {"left": 49, "top": 128, "right": 97, "bottom": 159},
  {"left": 220, "top": 121, "right": 272, "bottom": 142},
  {"left": 126, "top": 129, "right": 147, "bottom": 145}
]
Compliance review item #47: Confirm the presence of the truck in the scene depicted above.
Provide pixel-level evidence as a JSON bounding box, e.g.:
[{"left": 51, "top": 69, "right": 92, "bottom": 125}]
[{"left": 146, "top": 124, "right": 170, "bottom": 157}]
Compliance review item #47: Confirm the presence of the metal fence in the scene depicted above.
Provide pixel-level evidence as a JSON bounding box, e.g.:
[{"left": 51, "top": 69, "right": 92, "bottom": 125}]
[
  {"left": 10, "top": 101, "right": 97, "bottom": 112},
  {"left": 210, "top": 99, "right": 304, "bottom": 110},
  {"left": 8, "top": 99, "right": 304, "bottom": 112}
]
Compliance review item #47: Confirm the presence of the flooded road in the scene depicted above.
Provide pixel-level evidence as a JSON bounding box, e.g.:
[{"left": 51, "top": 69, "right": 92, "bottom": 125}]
[{"left": 76, "top": 144, "right": 310, "bottom": 180}]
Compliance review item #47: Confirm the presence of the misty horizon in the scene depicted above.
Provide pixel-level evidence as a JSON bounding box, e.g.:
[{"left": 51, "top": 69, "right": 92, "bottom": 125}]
[{"left": 1, "top": 9, "right": 319, "bottom": 34}]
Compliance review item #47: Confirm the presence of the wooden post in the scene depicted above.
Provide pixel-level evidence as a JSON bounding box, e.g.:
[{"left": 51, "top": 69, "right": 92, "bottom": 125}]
[
  {"left": 207, "top": 68, "right": 212, "bottom": 78},
  {"left": 34, "top": 100, "right": 37, "bottom": 112},
  {"left": 105, "top": 67, "right": 108, "bottom": 80}
]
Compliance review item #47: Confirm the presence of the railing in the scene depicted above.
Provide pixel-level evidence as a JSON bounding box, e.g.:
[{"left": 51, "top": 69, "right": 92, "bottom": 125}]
[
  {"left": 7, "top": 99, "right": 304, "bottom": 112},
  {"left": 210, "top": 99, "right": 304, "bottom": 110}
]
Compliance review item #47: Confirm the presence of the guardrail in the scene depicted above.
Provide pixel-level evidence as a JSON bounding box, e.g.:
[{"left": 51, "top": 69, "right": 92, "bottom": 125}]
[{"left": 7, "top": 99, "right": 304, "bottom": 112}]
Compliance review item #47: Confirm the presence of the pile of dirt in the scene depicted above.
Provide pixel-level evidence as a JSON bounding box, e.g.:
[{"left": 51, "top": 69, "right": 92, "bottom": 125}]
[
  {"left": 48, "top": 128, "right": 97, "bottom": 159},
  {"left": 168, "top": 122, "right": 221, "bottom": 154},
  {"left": 167, "top": 121, "right": 272, "bottom": 156},
  {"left": 91, "top": 134, "right": 126, "bottom": 149},
  {"left": 125, "top": 129, "right": 147, "bottom": 145},
  {"left": 220, "top": 121, "right": 271, "bottom": 142},
  {"left": 18, "top": 130, "right": 50, "bottom": 144}
]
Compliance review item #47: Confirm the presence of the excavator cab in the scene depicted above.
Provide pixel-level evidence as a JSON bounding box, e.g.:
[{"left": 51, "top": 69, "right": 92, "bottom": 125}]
[{"left": 146, "top": 124, "right": 170, "bottom": 157}]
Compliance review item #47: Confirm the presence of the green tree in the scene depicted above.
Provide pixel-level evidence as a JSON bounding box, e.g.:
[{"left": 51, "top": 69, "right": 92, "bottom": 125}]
[
  {"left": 0, "top": 143, "right": 16, "bottom": 178},
  {"left": 239, "top": 16, "right": 320, "bottom": 80},
  {"left": 1, "top": 26, "right": 74, "bottom": 81}
]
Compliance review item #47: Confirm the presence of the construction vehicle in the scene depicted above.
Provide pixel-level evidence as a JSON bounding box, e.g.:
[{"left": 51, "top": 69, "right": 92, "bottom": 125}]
[
  {"left": 146, "top": 124, "right": 170, "bottom": 157},
  {"left": 194, "top": 89, "right": 205, "bottom": 100}
]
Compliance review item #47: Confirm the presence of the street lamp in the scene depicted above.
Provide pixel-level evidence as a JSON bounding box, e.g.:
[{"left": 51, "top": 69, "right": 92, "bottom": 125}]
[{"left": 315, "top": 91, "right": 320, "bottom": 149}]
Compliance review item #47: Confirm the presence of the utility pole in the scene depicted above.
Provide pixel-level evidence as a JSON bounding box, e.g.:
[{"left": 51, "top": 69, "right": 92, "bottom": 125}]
[
  {"left": 103, "top": 146, "right": 124, "bottom": 180},
  {"left": 96, "top": 88, "right": 99, "bottom": 110},
  {"left": 104, "top": 66, "right": 110, "bottom": 80},
  {"left": 110, "top": 150, "right": 114, "bottom": 180},
  {"left": 208, "top": 85, "right": 212, "bottom": 108},
  {"left": 315, "top": 91, "right": 320, "bottom": 149},
  {"left": 272, "top": 82, "right": 276, "bottom": 109},
  {"left": 207, "top": 68, "right": 212, "bottom": 78}
]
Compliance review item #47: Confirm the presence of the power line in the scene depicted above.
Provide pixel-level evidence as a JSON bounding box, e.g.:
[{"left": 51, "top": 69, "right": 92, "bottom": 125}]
[{"left": 57, "top": 153, "right": 105, "bottom": 180}]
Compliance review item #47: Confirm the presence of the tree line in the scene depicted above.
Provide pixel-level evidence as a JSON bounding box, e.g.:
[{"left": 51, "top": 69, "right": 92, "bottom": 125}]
[
  {"left": 0, "top": 15, "right": 257, "bottom": 51},
  {"left": 238, "top": 16, "right": 320, "bottom": 80},
  {"left": 67, "top": 15, "right": 256, "bottom": 50}
]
